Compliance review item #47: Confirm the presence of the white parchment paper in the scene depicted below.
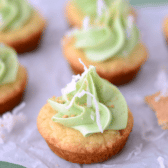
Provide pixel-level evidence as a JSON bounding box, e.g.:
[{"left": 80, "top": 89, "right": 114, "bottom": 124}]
[{"left": 1, "top": 1, "right": 168, "bottom": 167}]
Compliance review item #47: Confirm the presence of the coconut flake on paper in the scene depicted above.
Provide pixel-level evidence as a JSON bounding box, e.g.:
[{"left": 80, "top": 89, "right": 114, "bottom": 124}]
[{"left": 0, "top": 102, "right": 27, "bottom": 144}]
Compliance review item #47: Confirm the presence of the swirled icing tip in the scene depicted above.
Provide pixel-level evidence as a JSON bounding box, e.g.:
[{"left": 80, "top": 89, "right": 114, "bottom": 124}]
[
  {"left": 61, "top": 59, "right": 94, "bottom": 96},
  {"left": 66, "top": 90, "right": 103, "bottom": 133},
  {"left": 61, "top": 74, "right": 81, "bottom": 95},
  {"left": 63, "top": 59, "right": 103, "bottom": 133},
  {"left": 97, "top": 0, "right": 106, "bottom": 17},
  {"left": 155, "top": 69, "right": 168, "bottom": 102},
  {"left": 83, "top": 16, "right": 90, "bottom": 30}
]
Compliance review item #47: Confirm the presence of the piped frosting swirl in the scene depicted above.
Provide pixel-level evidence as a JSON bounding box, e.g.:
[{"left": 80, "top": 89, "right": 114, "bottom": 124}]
[
  {"left": 0, "top": 44, "right": 19, "bottom": 85},
  {"left": 0, "top": 0, "right": 33, "bottom": 32},
  {"left": 48, "top": 60, "right": 128, "bottom": 137},
  {"left": 72, "top": 0, "right": 139, "bottom": 62}
]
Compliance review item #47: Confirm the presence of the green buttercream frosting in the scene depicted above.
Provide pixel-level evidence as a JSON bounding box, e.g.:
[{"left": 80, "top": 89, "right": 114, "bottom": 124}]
[
  {"left": 48, "top": 65, "right": 128, "bottom": 137},
  {"left": 73, "top": 0, "right": 139, "bottom": 62},
  {"left": 0, "top": 44, "right": 19, "bottom": 85},
  {"left": 0, "top": 0, "right": 33, "bottom": 32},
  {"left": 73, "top": 0, "right": 130, "bottom": 18}
]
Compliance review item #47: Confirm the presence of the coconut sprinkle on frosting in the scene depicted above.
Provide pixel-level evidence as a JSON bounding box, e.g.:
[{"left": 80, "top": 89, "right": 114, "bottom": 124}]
[
  {"left": 0, "top": 102, "right": 27, "bottom": 144},
  {"left": 83, "top": 16, "right": 90, "bottom": 30},
  {"left": 126, "top": 15, "right": 134, "bottom": 38},
  {"left": 64, "top": 59, "right": 103, "bottom": 133},
  {"left": 97, "top": 0, "right": 106, "bottom": 17}
]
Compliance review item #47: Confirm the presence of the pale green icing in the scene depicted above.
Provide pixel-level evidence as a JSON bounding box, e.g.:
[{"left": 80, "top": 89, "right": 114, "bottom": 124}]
[
  {"left": 73, "top": 0, "right": 131, "bottom": 18},
  {"left": 48, "top": 66, "right": 128, "bottom": 137},
  {"left": 0, "top": 44, "right": 19, "bottom": 85},
  {"left": 73, "top": 0, "right": 139, "bottom": 62},
  {"left": 0, "top": 0, "right": 33, "bottom": 32}
]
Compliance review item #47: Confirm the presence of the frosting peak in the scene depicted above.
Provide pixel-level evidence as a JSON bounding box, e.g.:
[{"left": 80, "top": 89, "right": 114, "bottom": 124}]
[{"left": 49, "top": 60, "right": 128, "bottom": 137}]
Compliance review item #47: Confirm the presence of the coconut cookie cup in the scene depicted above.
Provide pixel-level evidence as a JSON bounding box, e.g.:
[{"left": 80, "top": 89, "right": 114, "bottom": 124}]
[
  {"left": 0, "top": 45, "right": 27, "bottom": 114},
  {"left": 63, "top": 0, "right": 147, "bottom": 85},
  {"left": 63, "top": 37, "right": 147, "bottom": 85},
  {"left": 65, "top": 0, "right": 137, "bottom": 28},
  {"left": 37, "top": 61, "right": 134, "bottom": 164},
  {"left": 0, "top": 0, "right": 46, "bottom": 53}
]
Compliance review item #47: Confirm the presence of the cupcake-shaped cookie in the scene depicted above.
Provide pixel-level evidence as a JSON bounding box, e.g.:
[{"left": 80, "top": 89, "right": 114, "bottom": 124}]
[
  {"left": 37, "top": 61, "right": 134, "bottom": 164},
  {"left": 0, "top": 0, "right": 46, "bottom": 53},
  {"left": 65, "top": 0, "right": 136, "bottom": 28},
  {"left": 63, "top": 0, "right": 147, "bottom": 85},
  {"left": 0, "top": 44, "right": 27, "bottom": 114}
]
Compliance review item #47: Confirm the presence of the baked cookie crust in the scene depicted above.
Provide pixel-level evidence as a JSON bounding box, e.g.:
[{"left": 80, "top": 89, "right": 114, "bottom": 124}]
[
  {"left": 37, "top": 103, "right": 134, "bottom": 164},
  {"left": 0, "top": 65, "right": 28, "bottom": 114}
]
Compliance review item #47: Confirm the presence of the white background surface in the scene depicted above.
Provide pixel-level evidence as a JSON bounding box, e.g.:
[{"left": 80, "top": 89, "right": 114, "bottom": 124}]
[{"left": 1, "top": 1, "right": 168, "bottom": 167}]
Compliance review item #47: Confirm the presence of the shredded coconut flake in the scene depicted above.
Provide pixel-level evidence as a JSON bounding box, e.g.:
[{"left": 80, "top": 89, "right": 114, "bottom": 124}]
[
  {"left": 83, "top": 16, "right": 90, "bottom": 30},
  {"left": 126, "top": 15, "right": 134, "bottom": 38},
  {"left": 90, "top": 115, "right": 94, "bottom": 121},
  {"left": 157, "top": 157, "right": 165, "bottom": 168},
  {"left": 0, "top": 102, "right": 27, "bottom": 144},
  {"left": 125, "top": 143, "right": 143, "bottom": 161},
  {"left": 79, "top": 58, "right": 87, "bottom": 71},
  {"left": 61, "top": 74, "right": 81, "bottom": 95},
  {"left": 97, "top": 0, "right": 106, "bottom": 16}
]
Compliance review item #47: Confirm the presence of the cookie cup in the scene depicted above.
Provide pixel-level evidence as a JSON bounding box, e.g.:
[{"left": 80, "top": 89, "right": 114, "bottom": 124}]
[
  {"left": 0, "top": 11, "right": 46, "bottom": 54},
  {"left": 37, "top": 103, "right": 134, "bottom": 164},
  {"left": 65, "top": 1, "right": 137, "bottom": 28},
  {"left": 0, "top": 65, "right": 28, "bottom": 114},
  {"left": 62, "top": 37, "right": 148, "bottom": 85}
]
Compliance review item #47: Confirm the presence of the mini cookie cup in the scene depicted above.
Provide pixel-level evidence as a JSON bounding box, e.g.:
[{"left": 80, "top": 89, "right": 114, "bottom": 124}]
[{"left": 37, "top": 103, "right": 134, "bottom": 164}]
